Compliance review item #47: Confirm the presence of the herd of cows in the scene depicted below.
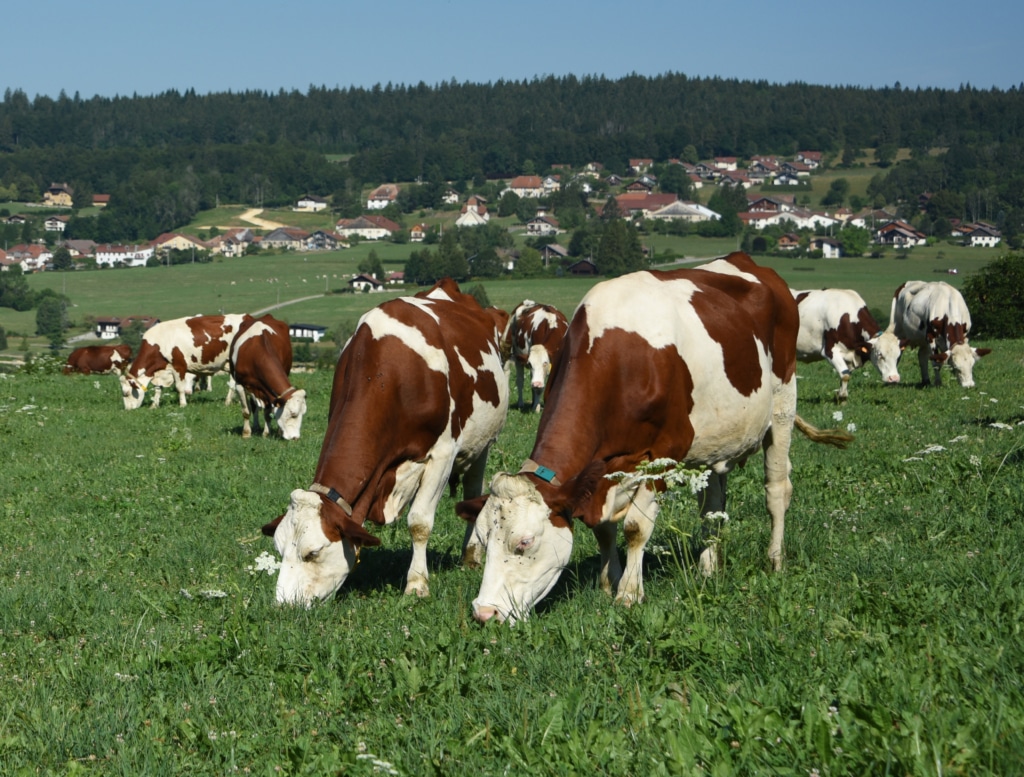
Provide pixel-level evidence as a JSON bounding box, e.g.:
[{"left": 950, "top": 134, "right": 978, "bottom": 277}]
[{"left": 63, "top": 252, "right": 989, "bottom": 624}]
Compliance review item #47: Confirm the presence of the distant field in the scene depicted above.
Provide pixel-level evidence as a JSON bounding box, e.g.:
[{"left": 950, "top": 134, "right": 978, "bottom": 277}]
[{"left": 1, "top": 239, "right": 1007, "bottom": 351}]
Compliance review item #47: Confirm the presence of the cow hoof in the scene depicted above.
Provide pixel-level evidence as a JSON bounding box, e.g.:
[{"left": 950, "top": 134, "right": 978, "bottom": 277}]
[
  {"left": 404, "top": 581, "right": 430, "bottom": 598},
  {"left": 615, "top": 591, "right": 643, "bottom": 607}
]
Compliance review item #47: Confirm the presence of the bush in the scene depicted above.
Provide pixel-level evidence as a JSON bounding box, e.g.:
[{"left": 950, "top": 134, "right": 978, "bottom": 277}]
[{"left": 962, "top": 252, "right": 1024, "bottom": 339}]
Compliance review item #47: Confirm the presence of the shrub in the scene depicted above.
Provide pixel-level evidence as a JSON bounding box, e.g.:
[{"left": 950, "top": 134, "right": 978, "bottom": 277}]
[{"left": 962, "top": 252, "right": 1024, "bottom": 339}]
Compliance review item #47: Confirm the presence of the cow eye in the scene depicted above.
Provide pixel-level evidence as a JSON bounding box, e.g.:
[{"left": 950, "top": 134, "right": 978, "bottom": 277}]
[
  {"left": 514, "top": 536, "right": 535, "bottom": 555},
  {"left": 302, "top": 549, "right": 321, "bottom": 562}
]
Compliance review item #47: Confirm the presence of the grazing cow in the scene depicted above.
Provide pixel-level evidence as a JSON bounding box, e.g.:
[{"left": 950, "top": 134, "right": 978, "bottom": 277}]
[
  {"left": 504, "top": 300, "right": 569, "bottom": 412},
  {"left": 63, "top": 344, "right": 132, "bottom": 376},
  {"left": 229, "top": 314, "right": 307, "bottom": 440},
  {"left": 872, "top": 280, "right": 990, "bottom": 388},
  {"left": 120, "top": 314, "right": 246, "bottom": 409},
  {"left": 261, "top": 278, "right": 508, "bottom": 605},
  {"left": 458, "top": 253, "right": 851, "bottom": 624},
  {"left": 792, "top": 288, "right": 884, "bottom": 401}
]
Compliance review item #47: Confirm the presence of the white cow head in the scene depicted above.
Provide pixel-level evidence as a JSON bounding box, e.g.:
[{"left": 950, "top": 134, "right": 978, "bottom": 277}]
[
  {"left": 936, "top": 343, "right": 991, "bottom": 388},
  {"left": 262, "top": 488, "right": 379, "bottom": 605},
  {"left": 274, "top": 390, "right": 307, "bottom": 440},
  {"left": 869, "top": 331, "right": 903, "bottom": 384},
  {"left": 119, "top": 374, "right": 148, "bottom": 409},
  {"left": 458, "top": 473, "right": 574, "bottom": 625}
]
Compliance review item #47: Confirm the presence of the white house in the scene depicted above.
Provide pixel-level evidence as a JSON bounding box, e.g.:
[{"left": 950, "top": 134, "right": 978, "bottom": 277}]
[
  {"left": 294, "top": 194, "right": 328, "bottom": 212},
  {"left": 366, "top": 184, "right": 399, "bottom": 210},
  {"left": 348, "top": 273, "right": 385, "bottom": 292},
  {"left": 648, "top": 201, "right": 720, "bottom": 223},
  {"left": 966, "top": 224, "right": 1002, "bottom": 247},
  {"left": 455, "top": 196, "right": 490, "bottom": 227},
  {"left": 335, "top": 215, "right": 399, "bottom": 240},
  {"left": 505, "top": 176, "right": 543, "bottom": 199},
  {"left": 95, "top": 244, "right": 154, "bottom": 268},
  {"left": 811, "top": 237, "right": 842, "bottom": 258},
  {"left": 289, "top": 323, "right": 327, "bottom": 342}
]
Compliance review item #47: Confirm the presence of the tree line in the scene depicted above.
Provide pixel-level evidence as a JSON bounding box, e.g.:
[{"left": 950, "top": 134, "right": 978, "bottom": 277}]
[{"left": 0, "top": 74, "right": 1022, "bottom": 245}]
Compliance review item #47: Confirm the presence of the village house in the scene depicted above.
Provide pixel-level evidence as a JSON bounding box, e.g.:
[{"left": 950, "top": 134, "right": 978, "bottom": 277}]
[
  {"left": 385, "top": 271, "right": 405, "bottom": 284},
  {"left": 261, "top": 227, "right": 311, "bottom": 251},
  {"left": 95, "top": 315, "right": 159, "bottom": 339},
  {"left": 409, "top": 223, "right": 429, "bottom": 242},
  {"left": 43, "top": 182, "right": 73, "bottom": 207},
  {"left": 441, "top": 188, "right": 460, "bottom": 206},
  {"left": 151, "top": 232, "right": 207, "bottom": 254},
  {"left": 505, "top": 176, "right": 544, "bottom": 199},
  {"left": 348, "top": 273, "right": 385, "bottom": 292},
  {"left": 796, "top": 151, "right": 823, "bottom": 169},
  {"left": 289, "top": 323, "right": 327, "bottom": 342},
  {"left": 62, "top": 239, "right": 97, "bottom": 258},
  {"left": 713, "top": 156, "right": 738, "bottom": 171},
  {"left": 525, "top": 210, "right": 560, "bottom": 237},
  {"left": 92, "top": 194, "right": 110, "bottom": 208},
  {"left": 613, "top": 192, "right": 679, "bottom": 219},
  {"left": 335, "top": 215, "right": 399, "bottom": 240},
  {"left": 366, "top": 184, "right": 400, "bottom": 210},
  {"left": 7, "top": 244, "right": 52, "bottom": 272},
  {"left": 207, "top": 228, "right": 253, "bottom": 257},
  {"left": 44, "top": 215, "right": 69, "bottom": 232},
  {"left": 875, "top": 220, "right": 927, "bottom": 247},
  {"left": 95, "top": 244, "right": 155, "bottom": 268},
  {"left": 455, "top": 195, "right": 489, "bottom": 227},
  {"left": 628, "top": 158, "right": 653, "bottom": 175},
  {"left": 965, "top": 223, "right": 1002, "bottom": 247},
  {"left": 583, "top": 162, "right": 604, "bottom": 177},
  {"left": 648, "top": 201, "right": 720, "bottom": 223},
  {"left": 811, "top": 237, "right": 842, "bottom": 258},
  {"left": 306, "top": 230, "right": 348, "bottom": 251},
  {"left": 294, "top": 194, "right": 328, "bottom": 212},
  {"left": 777, "top": 233, "right": 801, "bottom": 251},
  {"left": 542, "top": 175, "right": 561, "bottom": 195}
]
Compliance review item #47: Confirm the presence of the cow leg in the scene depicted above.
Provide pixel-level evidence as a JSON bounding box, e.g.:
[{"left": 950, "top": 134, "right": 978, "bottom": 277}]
[
  {"left": 592, "top": 521, "right": 621, "bottom": 595},
  {"left": 617, "top": 486, "right": 658, "bottom": 605},
  {"left": 460, "top": 446, "right": 491, "bottom": 567},
  {"left": 404, "top": 460, "right": 453, "bottom": 597},
  {"left": 917, "top": 346, "right": 932, "bottom": 386},
  {"left": 150, "top": 386, "right": 162, "bottom": 408},
  {"left": 826, "top": 351, "right": 851, "bottom": 402},
  {"left": 225, "top": 375, "right": 236, "bottom": 406},
  {"left": 515, "top": 362, "right": 526, "bottom": 410},
  {"left": 261, "top": 401, "right": 272, "bottom": 438},
  {"left": 762, "top": 387, "right": 796, "bottom": 572},
  {"left": 696, "top": 471, "right": 728, "bottom": 575},
  {"left": 236, "top": 383, "right": 253, "bottom": 438}
]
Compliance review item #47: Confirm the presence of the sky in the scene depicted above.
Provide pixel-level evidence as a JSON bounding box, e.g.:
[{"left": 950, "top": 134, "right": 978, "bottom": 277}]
[{"left": 4, "top": 0, "right": 1022, "bottom": 100}]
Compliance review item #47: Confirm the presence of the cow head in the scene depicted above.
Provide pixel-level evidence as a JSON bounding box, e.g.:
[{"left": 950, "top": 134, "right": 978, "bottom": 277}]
[
  {"left": 119, "top": 374, "right": 148, "bottom": 410},
  {"left": 457, "top": 472, "right": 575, "bottom": 625},
  {"left": 273, "top": 389, "right": 307, "bottom": 440},
  {"left": 526, "top": 344, "right": 552, "bottom": 410},
  {"left": 936, "top": 343, "right": 991, "bottom": 388},
  {"left": 868, "top": 331, "right": 903, "bottom": 384},
  {"left": 262, "top": 488, "right": 380, "bottom": 605}
]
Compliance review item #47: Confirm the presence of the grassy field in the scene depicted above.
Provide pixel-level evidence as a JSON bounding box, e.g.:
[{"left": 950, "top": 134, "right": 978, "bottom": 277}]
[
  {"left": 0, "top": 331, "right": 1022, "bottom": 774},
  {"left": 2, "top": 240, "right": 1005, "bottom": 355}
]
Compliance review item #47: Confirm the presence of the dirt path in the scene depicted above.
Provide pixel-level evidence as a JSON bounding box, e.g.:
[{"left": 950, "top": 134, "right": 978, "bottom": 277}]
[
  {"left": 216, "top": 208, "right": 287, "bottom": 231},
  {"left": 251, "top": 294, "right": 326, "bottom": 317}
]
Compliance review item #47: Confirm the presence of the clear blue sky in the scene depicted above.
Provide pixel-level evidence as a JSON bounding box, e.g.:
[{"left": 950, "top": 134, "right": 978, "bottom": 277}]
[{"left": 5, "top": 0, "right": 1022, "bottom": 100}]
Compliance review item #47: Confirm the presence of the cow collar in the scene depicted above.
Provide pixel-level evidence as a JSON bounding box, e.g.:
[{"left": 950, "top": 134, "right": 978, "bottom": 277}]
[
  {"left": 518, "top": 458, "right": 562, "bottom": 486},
  {"left": 276, "top": 385, "right": 298, "bottom": 405},
  {"left": 309, "top": 482, "right": 353, "bottom": 516}
]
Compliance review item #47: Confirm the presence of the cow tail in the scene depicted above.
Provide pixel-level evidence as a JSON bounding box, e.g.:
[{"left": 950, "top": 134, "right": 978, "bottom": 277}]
[{"left": 793, "top": 414, "right": 854, "bottom": 449}]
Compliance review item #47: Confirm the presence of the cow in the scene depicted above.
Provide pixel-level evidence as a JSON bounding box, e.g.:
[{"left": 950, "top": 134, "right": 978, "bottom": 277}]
[
  {"left": 120, "top": 314, "right": 246, "bottom": 409},
  {"left": 63, "top": 344, "right": 132, "bottom": 376},
  {"left": 792, "top": 288, "right": 884, "bottom": 401},
  {"left": 871, "top": 280, "right": 990, "bottom": 388},
  {"left": 503, "top": 300, "right": 569, "bottom": 412},
  {"left": 261, "top": 278, "right": 509, "bottom": 605},
  {"left": 229, "top": 314, "right": 307, "bottom": 440},
  {"left": 457, "top": 252, "right": 852, "bottom": 624}
]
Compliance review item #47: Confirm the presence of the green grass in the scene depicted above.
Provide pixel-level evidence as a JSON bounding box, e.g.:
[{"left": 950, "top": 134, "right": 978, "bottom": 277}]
[{"left": 0, "top": 335, "right": 1022, "bottom": 774}]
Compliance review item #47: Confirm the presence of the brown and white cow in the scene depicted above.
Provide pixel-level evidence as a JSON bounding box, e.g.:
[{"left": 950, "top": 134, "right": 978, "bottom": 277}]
[
  {"left": 120, "top": 314, "right": 246, "bottom": 409},
  {"left": 458, "top": 252, "right": 851, "bottom": 624},
  {"left": 872, "top": 280, "right": 990, "bottom": 388},
  {"left": 229, "top": 314, "right": 307, "bottom": 440},
  {"left": 261, "top": 278, "right": 509, "bottom": 605},
  {"left": 63, "top": 344, "right": 132, "bottom": 376},
  {"left": 504, "top": 300, "right": 569, "bottom": 412},
  {"left": 792, "top": 288, "right": 884, "bottom": 401}
]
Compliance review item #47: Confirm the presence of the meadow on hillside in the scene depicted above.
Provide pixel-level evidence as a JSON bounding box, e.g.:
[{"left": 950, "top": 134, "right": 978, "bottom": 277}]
[{"left": 0, "top": 331, "right": 1022, "bottom": 774}]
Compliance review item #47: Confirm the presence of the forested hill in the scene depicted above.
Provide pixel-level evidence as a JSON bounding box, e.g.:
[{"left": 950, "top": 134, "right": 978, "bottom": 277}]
[
  {"left": 2, "top": 73, "right": 1023, "bottom": 244},
  {"left": 3, "top": 74, "right": 1024, "bottom": 173}
]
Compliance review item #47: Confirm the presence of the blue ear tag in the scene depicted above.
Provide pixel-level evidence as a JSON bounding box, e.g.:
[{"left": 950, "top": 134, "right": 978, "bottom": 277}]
[{"left": 534, "top": 465, "right": 557, "bottom": 483}]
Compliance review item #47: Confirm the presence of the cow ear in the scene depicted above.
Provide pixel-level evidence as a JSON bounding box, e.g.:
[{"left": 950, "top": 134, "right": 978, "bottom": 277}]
[
  {"left": 556, "top": 461, "right": 608, "bottom": 527},
  {"left": 931, "top": 352, "right": 949, "bottom": 364},
  {"left": 456, "top": 495, "right": 489, "bottom": 523},
  {"left": 975, "top": 347, "right": 992, "bottom": 358},
  {"left": 898, "top": 339, "right": 910, "bottom": 351},
  {"left": 262, "top": 514, "right": 285, "bottom": 537},
  {"left": 321, "top": 511, "right": 382, "bottom": 547}
]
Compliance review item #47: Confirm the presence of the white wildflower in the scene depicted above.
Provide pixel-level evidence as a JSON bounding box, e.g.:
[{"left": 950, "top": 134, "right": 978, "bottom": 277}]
[
  {"left": 832, "top": 410, "right": 844, "bottom": 422},
  {"left": 969, "top": 455, "right": 982, "bottom": 468},
  {"left": 93, "top": 381, "right": 101, "bottom": 389},
  {"left": 990, "top": 398, "right": 999, "bottom": 403},
  {"left": 916, "top": 444, "right": 946, "bottom": 455},
  {"left": 248, "top": 551, "right": 281, "bottom": 576},
  {"left": 180, "top": 589, "right": 194, "bottom": 599},
  {"left": 846, "top": 422, "right": 857, "bottom": 433},
  {"left": 948, "top": 435, "right": 968, "bottom": 444},
  {"left": 902, "top": 456, "right": 923, "bottom": 462},
  {"left": 200, "top": 590, "right": 227, "bottom": 599},
  {"left": 989, "top": 422, "right": 1013, "bottom": 431}
]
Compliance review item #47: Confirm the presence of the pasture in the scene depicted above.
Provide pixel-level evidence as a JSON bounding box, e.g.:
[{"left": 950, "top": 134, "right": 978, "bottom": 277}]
[{"left": 1, "top": 327, "right": 1022, "bottom": 774}]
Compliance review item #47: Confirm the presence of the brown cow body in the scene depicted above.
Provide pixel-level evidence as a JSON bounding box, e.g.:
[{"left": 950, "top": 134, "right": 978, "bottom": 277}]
[
  {"left": 262, "top": 279, "right": 509, "bottom": 604},
  {"left": 64, "top": 344, "right": 132, "bottom": 376},
  {"left": 121, "top": 314, "right": 245, "bottom": 408},
  {"left": 229, "top": 314, "right": 307, "bottom": 439}
]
